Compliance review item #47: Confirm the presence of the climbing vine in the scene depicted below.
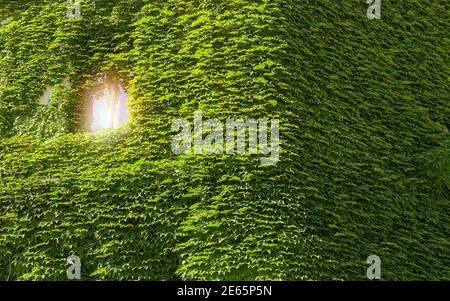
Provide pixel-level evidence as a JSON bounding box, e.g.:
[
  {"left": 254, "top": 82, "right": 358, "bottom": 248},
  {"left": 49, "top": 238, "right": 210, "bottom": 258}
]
[{"left": 0, "top": 0, "right": 448, "bottom": 280}]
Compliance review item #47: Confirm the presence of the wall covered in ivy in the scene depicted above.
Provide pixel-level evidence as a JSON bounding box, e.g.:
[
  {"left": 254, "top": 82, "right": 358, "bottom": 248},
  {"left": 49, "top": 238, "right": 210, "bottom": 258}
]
[{"left": 0, "top": 0, "right": 448, "bottom": 280}]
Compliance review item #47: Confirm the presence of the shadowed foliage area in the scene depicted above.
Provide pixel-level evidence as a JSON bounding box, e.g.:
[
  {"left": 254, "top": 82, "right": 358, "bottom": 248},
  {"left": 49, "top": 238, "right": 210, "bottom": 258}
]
[{"left": 0, "top": 0, "right": 448, "bottom": 280}]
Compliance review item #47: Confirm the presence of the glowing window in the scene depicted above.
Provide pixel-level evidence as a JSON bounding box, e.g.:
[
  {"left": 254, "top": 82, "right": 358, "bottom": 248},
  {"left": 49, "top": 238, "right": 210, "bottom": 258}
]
[{"left": 90, "top": 81, "right": 130, "bottom": 132}]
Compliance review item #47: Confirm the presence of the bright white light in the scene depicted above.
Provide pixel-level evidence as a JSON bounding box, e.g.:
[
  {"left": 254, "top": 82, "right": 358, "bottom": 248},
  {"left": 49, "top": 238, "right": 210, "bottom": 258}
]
[{"left": 91, "top": 84, "right": 130, "bottom": 132}]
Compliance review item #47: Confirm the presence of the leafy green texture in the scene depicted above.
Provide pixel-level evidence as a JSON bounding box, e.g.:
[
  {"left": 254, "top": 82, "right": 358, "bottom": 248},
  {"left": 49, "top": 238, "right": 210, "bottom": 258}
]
[{"left": 0, "top": 0, "right": 449, "bottom": 280}]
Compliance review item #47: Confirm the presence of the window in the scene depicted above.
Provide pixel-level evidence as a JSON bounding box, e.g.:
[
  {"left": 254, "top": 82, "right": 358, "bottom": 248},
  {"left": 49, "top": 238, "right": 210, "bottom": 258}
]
[
  {"left": 0, "top": 17, "right": 14, "bottom": 26},
  {"left": 38, "top": 86, "right": 54, "bottom": 105},
  {"left": 89, "top": 79, "right": 130, "bottom": 132}
]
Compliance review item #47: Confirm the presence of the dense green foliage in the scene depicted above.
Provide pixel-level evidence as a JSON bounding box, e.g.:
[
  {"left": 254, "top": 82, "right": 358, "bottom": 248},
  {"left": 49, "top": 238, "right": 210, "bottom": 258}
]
[{"left": 0, "top": 0, "right": 448, "bottom": 280}]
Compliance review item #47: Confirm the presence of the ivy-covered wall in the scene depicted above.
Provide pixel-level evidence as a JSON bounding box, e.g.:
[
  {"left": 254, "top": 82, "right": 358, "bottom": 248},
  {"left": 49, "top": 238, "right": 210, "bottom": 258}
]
[{"left": 0, "top": 0, "right": 448, "bottom": 280}]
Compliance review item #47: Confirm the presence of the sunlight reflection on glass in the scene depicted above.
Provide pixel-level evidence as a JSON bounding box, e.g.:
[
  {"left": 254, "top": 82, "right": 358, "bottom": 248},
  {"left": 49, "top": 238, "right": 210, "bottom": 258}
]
[{"left": 91, "top": 84, "right": 130, "bottom": 132}]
